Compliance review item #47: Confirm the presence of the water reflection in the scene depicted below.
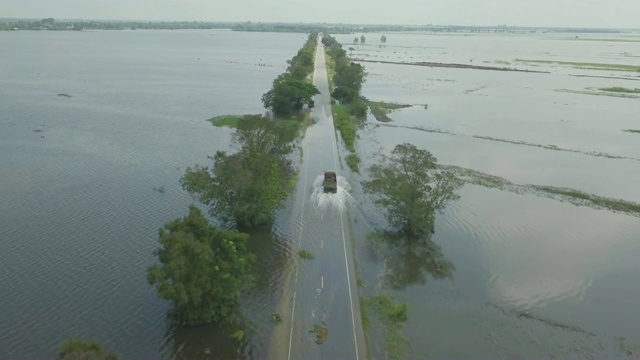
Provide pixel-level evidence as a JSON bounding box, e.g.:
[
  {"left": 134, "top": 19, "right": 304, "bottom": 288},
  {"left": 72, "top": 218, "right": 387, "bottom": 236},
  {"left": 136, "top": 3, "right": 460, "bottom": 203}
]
[
  {"left": 161, "top": 319, "right": 247, "bottom": 360},
  {"left": 371, "top": 231, "right": 455, "bottom": 290}
]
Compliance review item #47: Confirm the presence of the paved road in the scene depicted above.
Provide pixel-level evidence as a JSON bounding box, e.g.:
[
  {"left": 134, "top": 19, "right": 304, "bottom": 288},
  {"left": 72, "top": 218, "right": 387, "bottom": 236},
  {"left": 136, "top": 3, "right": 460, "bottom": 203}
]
[{"left": 268, "top": 39, "right": 365, "bottom": 360}]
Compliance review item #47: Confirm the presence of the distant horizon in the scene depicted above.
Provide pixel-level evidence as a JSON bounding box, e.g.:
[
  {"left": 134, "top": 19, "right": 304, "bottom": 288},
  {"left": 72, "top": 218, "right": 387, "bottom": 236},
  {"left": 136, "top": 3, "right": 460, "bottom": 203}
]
[
  {"left": 1, "top": 0, "right": 639, "bottom": 29},
  {"left": 2, "top": 18, "right": 640, "bottom": 31}
]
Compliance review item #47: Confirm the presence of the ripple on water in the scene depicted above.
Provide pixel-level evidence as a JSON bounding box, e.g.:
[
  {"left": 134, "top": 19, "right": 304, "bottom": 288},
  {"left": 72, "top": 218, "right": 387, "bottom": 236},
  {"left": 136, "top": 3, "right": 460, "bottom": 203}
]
[{"left": 441, "top": 184, "right": 640, "bottom": 312}]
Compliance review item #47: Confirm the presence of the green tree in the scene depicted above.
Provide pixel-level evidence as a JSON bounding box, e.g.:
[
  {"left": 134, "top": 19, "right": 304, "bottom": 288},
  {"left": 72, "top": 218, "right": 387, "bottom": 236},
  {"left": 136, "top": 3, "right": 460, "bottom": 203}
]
[
  {"left": 58, "top": 338, "right": 118, "bottom": 360},
  {"left": 360, "top": 35, "right": 366, "bottom": 44},
  {"left": 147, "top": 206, "right": 254, "bottom": 325},
  {"left": 182, "top": 116, "right": 296, "bottom": 228},
  {"left": 363, "top": 143, "right": 462, "bottom": 240},
  {"left": 353, "top": 37, "right": 359, "bottom": 44},
  {"left": 333, "top": 63, "right": 366, "bottom": 92},
  {"left": 262, "top": 74, "right": 320, "bottom": 116},
  {"left": 231, "top": 115, "right": 298, "bottom": 157},
  {"left": 380, "top": 35, "right": 387, "bottom": 43}
]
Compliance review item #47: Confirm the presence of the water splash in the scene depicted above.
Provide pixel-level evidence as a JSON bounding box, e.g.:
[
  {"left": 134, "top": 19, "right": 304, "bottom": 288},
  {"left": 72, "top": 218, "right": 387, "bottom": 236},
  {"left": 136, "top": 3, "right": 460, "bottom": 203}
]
[{"left": 309, "top": 174, "right": 356, "bottom": 212}]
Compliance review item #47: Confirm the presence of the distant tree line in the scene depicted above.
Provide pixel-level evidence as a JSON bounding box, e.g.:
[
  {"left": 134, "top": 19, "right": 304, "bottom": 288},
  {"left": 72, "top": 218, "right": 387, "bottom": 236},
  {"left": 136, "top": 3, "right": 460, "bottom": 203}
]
[
  {"left": 147, "top": 34, "right": 321, "bottom": 327},
  {"left": 322, "top": 34, "right": 367, "bottom": 118},
  {"left": 262, "top": 32, "right": 320, "bottom": 117}
]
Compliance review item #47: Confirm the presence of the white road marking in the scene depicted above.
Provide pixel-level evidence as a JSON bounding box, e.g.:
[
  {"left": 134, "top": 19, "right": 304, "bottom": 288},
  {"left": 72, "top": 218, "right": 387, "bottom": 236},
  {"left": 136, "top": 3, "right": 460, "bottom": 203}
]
[
  {"left": 287, "top": 144, "right": 310, "bottom": 360},
  {"left": 324, "top": 48, "right": 361, "bottom": 360},
  {"left": 321, "top": 275, "right": 324, "bottom": 288}
]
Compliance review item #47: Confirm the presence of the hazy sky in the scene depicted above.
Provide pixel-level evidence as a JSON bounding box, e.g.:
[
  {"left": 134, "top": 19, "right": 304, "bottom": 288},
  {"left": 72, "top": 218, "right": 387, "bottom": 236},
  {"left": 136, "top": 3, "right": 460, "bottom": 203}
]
[{"left": 1, "top": 0, "right": 638, "bottom": 28}]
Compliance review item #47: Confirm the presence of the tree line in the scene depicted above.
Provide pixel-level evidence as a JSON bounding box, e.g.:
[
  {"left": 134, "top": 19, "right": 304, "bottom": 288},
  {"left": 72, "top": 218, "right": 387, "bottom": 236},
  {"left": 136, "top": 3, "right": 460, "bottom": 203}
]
[
  {"left": 262, "top": 32, "right": 320, "bottom": 117},
  {"left": 147, "top": 34, "right": 320, "bottom": 328}
]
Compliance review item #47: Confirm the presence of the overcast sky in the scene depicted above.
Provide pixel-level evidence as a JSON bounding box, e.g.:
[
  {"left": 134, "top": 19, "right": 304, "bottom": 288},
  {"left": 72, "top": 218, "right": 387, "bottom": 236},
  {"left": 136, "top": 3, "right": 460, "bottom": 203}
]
[{"left": 1, "top": 0, "right": 638, "bottom": 28}]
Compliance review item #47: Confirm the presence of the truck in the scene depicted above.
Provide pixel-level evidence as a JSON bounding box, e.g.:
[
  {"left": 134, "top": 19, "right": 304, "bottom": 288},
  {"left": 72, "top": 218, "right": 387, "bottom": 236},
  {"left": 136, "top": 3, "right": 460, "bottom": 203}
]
[{"left": 323, "top": 171, "right": 337, "bottom": 193}]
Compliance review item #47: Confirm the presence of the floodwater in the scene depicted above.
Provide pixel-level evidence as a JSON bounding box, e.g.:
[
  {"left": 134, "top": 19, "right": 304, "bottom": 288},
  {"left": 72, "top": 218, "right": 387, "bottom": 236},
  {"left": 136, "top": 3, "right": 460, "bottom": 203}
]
[
  {"left": 0, "top": 29, "right": 307, "bottom": 358},
  {"left": 335, "top": 32, "right": 640, "bottom": 358},
  {"left": 2, "top": 28, "right": 640, "bottom": 359}
]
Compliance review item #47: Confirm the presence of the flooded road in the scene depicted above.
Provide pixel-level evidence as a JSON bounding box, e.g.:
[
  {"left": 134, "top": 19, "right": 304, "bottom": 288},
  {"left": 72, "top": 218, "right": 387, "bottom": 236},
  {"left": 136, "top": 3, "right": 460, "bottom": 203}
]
[{"left": 268, "top": 39, "right": 365, "bottom": 360}]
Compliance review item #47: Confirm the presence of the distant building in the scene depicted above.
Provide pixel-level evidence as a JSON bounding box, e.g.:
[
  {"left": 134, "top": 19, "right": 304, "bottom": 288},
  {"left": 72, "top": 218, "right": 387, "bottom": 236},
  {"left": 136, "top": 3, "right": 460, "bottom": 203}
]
[{"left": 41, "top": 18, "right": 55, "bottom": 30}]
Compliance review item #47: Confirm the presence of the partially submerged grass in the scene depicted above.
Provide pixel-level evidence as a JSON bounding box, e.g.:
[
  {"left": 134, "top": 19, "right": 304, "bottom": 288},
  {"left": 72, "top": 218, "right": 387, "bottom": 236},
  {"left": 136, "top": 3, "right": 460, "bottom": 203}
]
[
  {"left": 623, "top": 129, "right": 640, "bottom": 134},
  {"left": 360, "top": 297, "right": 371, "bottom": 331},
  {"left": 599, "top": 87, "right": 640, "bottom": 94},
  {"left": 208, "top": 115, "right": 243, "bottom": 128},
  {"left": 309, "top": 322, "right": 328, "bottom": 344},
  {"left": 515, "top": 59, "right": 640, "bottom": 72},
  {"left": 489, "top": 304, "right": 596, "bottom": 336},
  {"left": 332, "top": 104, "right": 361, "bottom": 172},
  {"left": 346, "top": 153, "right": 360, "bottom": 172},
  {"left": 333, "top": 105, "right": 356, "bottom": 152},
  {"left": 532, "top": 186, "right": 640, "bottom": 215},
  {"left": 298, "top": 249, "right": 314, "bottom": 260},
  {"left": 442, "top": 165, "right": 640, "bottom": 217},
  {"left": 473, "top": 135, "right": 638, "bottom": 161},
  {"left": 366, "top": 100, "right": 412, "bottom": 122},
  {"left": 555, "top": 88, "right": 640, "bottom": 99},
  {"left": 367, "top": 294, "right": 410, "bottom": 360},
  {"left": 374, "top": 123, "right": 456, "bottom": 135}
]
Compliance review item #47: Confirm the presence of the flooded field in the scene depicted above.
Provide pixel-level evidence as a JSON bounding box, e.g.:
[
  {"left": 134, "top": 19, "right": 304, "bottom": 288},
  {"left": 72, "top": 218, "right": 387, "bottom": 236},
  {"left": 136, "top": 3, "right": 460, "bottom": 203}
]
[
  {"left": 0, "top": 29, "right": 307, "bottom": 358},
  {"left": 2, "top": 28, "right": 639, "bottom": 359},
  {"left": 334, "top": 32, "right": 640, "bottom": 358}
]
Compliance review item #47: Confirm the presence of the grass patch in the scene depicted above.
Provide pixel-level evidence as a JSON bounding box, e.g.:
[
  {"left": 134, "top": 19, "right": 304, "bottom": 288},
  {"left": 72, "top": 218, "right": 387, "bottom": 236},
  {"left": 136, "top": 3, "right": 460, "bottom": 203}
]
[
  {"left": 489, "top": 304, "right": 596, "bottom": 336},
  {"left": 298, "top": 249, "right": 314, "bottom": 260},
  {"left": 360, "top": 298, "right": 371, "bottom": 331},
  {"left": 515, "top": 59, "right": 640, "bottom": 72},
  {"left": 555, "top": 88, "right": 640, "bottom": 99},
  {"left": 367, "top": 294, "right": 410, "bottom": 360},
  {"left": 366, "top": 101, "right": 412, "bottom": 122},
  {"left": 346, "top": 153, "right": 360, "bottom": 172},
  {"left": 374, "top": 123, "right": 455, "bottom": 135},
  {"left": 230, "top": 330, "right": 245, "bottom": 341},
  {"left": 473, "top": 135, "right": 637, "bottom": 160},
  {"left": 325, "top": 51, "right": 336, "bottom": 90},
  {"left": 333, "top": 105, "right": 357, "bottom": 152},
  {"left": 208, "top": 115, "right": 243, "bottom": 128},
  {"left": 532, "top": 186, "right": 640, "bottom": 215},
  {"left": 599, "top": 87, "right": 640, "bottom": 94},
  {"left": 623, "top": 129, "right": 640, "bottom": 134},
  {"left": 494, "top": 60, "right": 512, "bottom": 65},
  {"left": 309, "top": 322, "right": 328, "bottom": 344}
]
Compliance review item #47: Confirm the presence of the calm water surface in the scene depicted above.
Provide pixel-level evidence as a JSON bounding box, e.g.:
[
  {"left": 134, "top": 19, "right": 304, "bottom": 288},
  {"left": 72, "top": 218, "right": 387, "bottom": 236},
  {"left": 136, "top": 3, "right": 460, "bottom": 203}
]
[
  {"left": 0, "top": 29, "right": 306, "bottom": 358},
  {"left": 337, "top": 32, "right": 640, "bottom": 358}
]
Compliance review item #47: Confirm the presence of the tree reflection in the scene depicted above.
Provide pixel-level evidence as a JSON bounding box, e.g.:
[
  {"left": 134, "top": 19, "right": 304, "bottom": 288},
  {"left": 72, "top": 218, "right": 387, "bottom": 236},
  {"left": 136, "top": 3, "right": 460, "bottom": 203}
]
[
  {"left": 160, "top": 317, "right": 249, "bottom": 360},
  {"left": 371, "top": 231, "right": 455, "bottom": 290}
]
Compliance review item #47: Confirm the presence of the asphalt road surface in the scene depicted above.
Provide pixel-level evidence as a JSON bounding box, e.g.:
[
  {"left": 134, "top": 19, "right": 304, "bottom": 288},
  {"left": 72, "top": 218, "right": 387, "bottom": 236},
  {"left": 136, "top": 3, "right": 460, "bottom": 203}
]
[{"left": 268, "top": 38, "right": 366, "bottom": 360}]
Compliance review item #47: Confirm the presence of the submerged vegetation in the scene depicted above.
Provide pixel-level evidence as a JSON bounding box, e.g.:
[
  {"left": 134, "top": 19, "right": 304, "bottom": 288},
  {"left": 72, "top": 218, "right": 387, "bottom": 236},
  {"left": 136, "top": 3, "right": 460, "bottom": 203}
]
[
  {"left": 472, "top": 135, "right": 639, "bottom": 160},
  {"left": 298, "top": 249, "right": 314, "bottom": 260},
  {"left": 58, "top": 338, "right": 118, "bottom": 360},
  {"left": 555, "top": 88, "right": 640, "bottom": 99},
  {"left": 367, "top": 101, "right": 412, "bottom": 122},
  {"left": 488, "top": 304, "right": 596, "bottom": 336},
  {"left": 623, "top": 129, "right": 640, "bottom": 134},
  {"left": 599, "top": 87, "right": 640, "bottom": 94},
  {"left": 323, "top": 34, "right": 368, "bottom": 172},
  {"left": 515, "top": 59, "right": 640, "bottom": 72},
  {"left": 367, "top": 294, "right": 410, "bottom": 360},
  {"left": 310, "top": 322, "right": 329, "bottom": 344},
  {"left": 208, "top": 115, "right": 243, "bottom": 128},
  {"left": 443, "top": 165, "right": 640, "bottom": 217}
]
